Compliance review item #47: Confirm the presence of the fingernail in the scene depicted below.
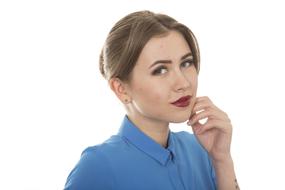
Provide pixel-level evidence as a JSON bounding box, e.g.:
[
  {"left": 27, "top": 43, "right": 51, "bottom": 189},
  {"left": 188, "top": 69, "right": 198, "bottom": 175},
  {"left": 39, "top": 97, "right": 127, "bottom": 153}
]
[{"left": 188, "top": 120, "right": 192, "bottom": 125}]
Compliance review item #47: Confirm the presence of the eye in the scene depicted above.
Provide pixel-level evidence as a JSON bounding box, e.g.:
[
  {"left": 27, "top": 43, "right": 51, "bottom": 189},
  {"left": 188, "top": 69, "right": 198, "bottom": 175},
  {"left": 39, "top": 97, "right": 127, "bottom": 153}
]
[
  {"left": 181, "top": 59, "right": 194, "bottom": 68},
  {"left": 152, "top": 66, "right": 168, "bottom": 75}
]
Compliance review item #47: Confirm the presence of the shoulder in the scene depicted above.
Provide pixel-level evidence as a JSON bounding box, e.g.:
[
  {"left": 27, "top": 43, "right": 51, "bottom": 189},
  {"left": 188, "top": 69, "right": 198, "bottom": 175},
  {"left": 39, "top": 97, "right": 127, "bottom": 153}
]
[
  {"left": 64, "top": 135, "right": 124, "bottom": 190},
  {"left": 80, "top": 134, "right": 126, "bottom": 165}
]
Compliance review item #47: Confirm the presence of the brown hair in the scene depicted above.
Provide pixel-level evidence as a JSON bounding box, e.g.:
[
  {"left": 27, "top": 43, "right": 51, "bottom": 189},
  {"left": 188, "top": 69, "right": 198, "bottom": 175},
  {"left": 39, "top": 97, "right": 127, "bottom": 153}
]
[{"left": 99, "top": 10, "right": 200, "bottom": 82}]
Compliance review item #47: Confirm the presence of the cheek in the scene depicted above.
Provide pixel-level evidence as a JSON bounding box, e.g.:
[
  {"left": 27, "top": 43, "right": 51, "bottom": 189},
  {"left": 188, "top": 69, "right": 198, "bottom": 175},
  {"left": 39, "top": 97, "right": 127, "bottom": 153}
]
[
  {"left": 192, "top": 76, "right": 198, "bottom": 87},
  {"left": 187, "top": 70, "right": 198, "bottom": 87},
  {"left": 136, "top": 84, "right": 165, "bottom": 102}
]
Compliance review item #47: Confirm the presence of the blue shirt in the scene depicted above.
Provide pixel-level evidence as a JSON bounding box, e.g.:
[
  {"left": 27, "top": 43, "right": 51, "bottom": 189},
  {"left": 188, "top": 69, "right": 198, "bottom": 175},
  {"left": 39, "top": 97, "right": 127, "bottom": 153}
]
[{"left": 64, "top": 115, "right": 217, "bottom": 190}]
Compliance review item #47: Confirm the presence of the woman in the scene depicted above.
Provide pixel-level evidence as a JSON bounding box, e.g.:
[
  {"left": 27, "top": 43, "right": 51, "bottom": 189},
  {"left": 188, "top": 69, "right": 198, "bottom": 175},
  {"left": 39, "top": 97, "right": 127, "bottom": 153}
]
[{"left": 64, "top": 10, "right": 239, "bottom": 190}]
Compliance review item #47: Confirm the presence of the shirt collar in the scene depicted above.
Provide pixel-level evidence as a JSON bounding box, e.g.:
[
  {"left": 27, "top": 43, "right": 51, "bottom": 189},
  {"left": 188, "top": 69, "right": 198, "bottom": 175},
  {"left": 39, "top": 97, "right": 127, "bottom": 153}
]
[{"left": 118, "top": 115, "right": 176, "bottom": 166}]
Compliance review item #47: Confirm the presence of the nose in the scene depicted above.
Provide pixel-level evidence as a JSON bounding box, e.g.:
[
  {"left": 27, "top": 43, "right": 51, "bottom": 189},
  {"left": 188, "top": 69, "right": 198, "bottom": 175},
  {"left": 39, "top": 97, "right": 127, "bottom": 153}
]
[{"left": 173, "top": 71, "right": 190, "bottom": 92}]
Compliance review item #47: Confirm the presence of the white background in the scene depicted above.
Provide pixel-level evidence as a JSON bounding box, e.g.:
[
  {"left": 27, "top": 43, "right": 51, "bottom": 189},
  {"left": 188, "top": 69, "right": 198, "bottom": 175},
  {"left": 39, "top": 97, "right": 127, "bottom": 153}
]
[{"left": 1, "top": 0, "right": 285, "bottom": 189}]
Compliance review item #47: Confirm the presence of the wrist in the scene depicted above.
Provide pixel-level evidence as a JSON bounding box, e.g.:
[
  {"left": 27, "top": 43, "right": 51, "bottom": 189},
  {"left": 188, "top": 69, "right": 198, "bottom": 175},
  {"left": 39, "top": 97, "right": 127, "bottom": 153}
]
[
  {"left": 211, "top": 155, "right": 239, "bottom": 190},
  {"left": 212, "top": 154, "right": 233, "bottom": 166}
]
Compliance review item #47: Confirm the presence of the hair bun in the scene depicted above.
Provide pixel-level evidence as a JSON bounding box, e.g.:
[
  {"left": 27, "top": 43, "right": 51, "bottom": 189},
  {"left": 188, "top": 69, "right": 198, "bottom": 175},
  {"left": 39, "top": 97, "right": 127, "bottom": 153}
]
[{"left": 99, "top": 49, "right": 106, "bottom": 79}]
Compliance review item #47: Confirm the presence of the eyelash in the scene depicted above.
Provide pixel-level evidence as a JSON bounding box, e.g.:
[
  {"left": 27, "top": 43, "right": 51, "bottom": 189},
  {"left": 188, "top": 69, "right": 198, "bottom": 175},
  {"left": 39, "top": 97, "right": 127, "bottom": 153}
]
[{"left": 151, "top": 59, "right": 194, "bottom": 75}]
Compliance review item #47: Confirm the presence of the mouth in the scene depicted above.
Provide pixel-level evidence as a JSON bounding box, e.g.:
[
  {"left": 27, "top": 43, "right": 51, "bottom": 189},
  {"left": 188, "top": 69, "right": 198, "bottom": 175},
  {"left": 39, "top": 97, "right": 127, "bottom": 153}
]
[{"left": 171, "top": 95, "right": 191, "bottom": 108}]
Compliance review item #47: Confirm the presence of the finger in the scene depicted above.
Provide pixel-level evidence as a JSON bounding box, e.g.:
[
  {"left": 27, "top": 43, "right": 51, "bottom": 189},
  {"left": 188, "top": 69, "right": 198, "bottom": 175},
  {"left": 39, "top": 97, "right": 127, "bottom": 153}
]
[
  {"left": 191, "top": 121, "right": 204, "bottom": 134},
  {"left": 195, "top": 96, "right": 213, "bottom": 104},
  {"left": 188, "top": 109, "right": 211, "bottom": 125},
  {"left": 192, "top": 97, "right": 219, "bottom": 112},
  {"left": 196, "top": 119, "right": 230, "bottom": 134},
  {"left": 189, "top": 107, "right": 224, "bottom": 125},
  {"left": 192, "top": 101, "right": 215, "bottom": 113}
]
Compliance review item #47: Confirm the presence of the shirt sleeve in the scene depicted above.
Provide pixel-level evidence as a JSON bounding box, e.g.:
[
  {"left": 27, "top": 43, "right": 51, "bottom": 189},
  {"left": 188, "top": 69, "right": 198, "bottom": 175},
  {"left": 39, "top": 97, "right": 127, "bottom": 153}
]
[{"left": 64, "top": 147, "right": 114, "bottom": 190}]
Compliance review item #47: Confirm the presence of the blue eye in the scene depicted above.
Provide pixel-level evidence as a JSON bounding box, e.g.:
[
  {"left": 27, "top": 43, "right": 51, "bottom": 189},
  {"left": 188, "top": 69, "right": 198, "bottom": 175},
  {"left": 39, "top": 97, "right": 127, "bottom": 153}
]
[
  {"left": 152, "top": 66, "right": 168, "bottom": 75},
  {"left": 181, "top": 59, "right": 194, "bottom": 68},
  {"left": 151, "top": 59, "right": 194, "bottom": 76}
]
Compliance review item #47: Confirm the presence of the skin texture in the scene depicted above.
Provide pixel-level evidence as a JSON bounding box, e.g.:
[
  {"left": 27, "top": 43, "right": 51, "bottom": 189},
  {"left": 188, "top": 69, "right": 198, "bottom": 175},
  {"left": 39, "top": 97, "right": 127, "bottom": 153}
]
[
  {"left": 188, "top": 96, "right": 233, "bottom": 162},
  {"left": 109, "top": 30, "right": 239, "bottom": 189},
  {"left": 110, "top": 31, "right": 198, "bottom": 147}
]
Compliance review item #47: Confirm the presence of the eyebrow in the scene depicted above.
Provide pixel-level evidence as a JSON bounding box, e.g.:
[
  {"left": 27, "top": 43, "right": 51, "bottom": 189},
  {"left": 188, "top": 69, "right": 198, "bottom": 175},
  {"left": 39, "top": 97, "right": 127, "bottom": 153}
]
[{"left": 148, "top": 52, "right": 193, "bottom": 69}]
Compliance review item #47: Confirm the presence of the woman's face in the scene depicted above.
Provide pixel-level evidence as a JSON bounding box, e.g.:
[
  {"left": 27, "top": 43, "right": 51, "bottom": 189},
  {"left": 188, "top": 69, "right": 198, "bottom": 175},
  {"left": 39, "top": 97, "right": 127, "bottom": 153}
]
[{"left": 126, "top": 30, "right": 198, "bottom": 123}]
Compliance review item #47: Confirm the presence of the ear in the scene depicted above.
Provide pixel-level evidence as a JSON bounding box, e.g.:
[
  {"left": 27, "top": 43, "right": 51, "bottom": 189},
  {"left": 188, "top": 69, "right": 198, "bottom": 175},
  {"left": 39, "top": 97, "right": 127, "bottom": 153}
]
[{"left": 108, "top": 78, "right": 132, "bottom": 104}]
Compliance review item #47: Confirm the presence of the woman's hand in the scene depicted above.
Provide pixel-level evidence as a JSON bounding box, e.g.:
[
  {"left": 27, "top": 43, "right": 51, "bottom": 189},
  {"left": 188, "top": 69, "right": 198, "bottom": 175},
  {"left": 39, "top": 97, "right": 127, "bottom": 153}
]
[{"left": 187, "top": 96, "right": 233, "bottom": 162}]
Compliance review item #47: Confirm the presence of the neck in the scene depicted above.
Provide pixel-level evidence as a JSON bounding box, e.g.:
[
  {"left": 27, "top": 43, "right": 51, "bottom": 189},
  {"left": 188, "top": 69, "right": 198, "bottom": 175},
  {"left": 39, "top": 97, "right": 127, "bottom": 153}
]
[{"left": 127, "top": 114, "right": 170, "bottom": 148}]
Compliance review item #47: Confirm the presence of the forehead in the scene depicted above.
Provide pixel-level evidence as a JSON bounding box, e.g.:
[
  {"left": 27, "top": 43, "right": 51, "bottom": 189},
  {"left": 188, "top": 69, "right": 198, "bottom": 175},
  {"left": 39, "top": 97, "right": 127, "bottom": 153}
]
[{"left": 137, "top": 31, "right": 192, "bottom": 66}]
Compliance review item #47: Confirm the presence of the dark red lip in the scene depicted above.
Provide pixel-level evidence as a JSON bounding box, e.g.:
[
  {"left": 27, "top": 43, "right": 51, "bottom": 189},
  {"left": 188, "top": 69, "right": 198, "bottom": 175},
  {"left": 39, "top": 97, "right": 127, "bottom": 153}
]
[{"left": 171, "top": 95, "right": 191, "bottom": 107}]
